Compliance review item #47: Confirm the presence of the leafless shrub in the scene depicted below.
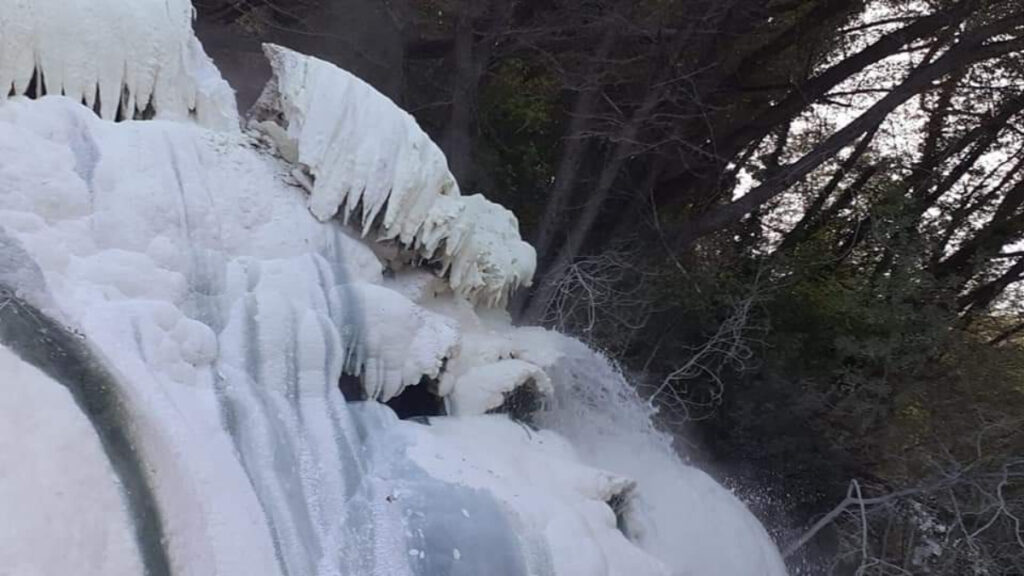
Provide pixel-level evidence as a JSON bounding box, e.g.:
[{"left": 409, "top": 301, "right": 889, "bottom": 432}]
[
  {"left": 787, "top": 420, "right": 1024, "bottom": 575},
  {"left": 539, "top": 248, "right": 654, "bottom": 355},
  {"left": 644, "top": 273, "right": 769, "bottom": 425}
]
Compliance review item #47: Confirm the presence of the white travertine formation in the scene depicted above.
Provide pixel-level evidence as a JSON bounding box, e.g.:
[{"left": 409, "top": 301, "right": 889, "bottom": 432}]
[{"left": 256, "top": 44, "right": 536, "bottom": 307}]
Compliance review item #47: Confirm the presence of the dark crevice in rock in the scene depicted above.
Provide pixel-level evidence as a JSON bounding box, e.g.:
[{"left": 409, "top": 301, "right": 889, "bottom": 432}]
[
  {"left": 486, "top": 378, "right": 545, "bottom": 425},
  {"left": 607, "top": 487, "right": 638, "bottom": 541},
  {"left": 338, "top": 372, "right": 365, "bottom": 402},
  {"left": 387, "top": 376, "right": 447, "bottom": 421}
]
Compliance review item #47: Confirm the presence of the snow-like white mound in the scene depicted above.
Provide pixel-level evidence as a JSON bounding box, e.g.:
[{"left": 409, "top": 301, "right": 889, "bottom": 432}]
[
  {"left": 254, "top": 44, "right": 536, "bottom": 307},
  {"left": 0, "top": 0, "right": 238, "bottom": 128},
  {"left": 402, "top": 415, "right": 668, "bottom": 576}
]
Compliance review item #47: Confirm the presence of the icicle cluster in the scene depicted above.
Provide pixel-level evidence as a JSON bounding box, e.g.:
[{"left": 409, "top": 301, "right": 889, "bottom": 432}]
[
  {"left": 0, "top": 0, "right": 238, "bottom": 129},
  {"left": 254, "top": 44, "right": 536, "bottom": 307}
]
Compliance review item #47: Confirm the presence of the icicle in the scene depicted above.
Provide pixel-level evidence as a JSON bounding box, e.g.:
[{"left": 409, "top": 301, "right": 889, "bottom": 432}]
[
  {"left": 0, "top": 0, "right": 238, "bottom": 130},
  {"left": 252, "top": 44, "right": 536, "bottom": 307}
]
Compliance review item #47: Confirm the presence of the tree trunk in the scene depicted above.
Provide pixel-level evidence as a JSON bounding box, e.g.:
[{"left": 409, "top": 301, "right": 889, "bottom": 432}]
[
  {"left": 672, "top": 25, "right": 1024, "bottom": 251},
  {"left": 523, "top": 83, "right": 663, "bottom": 323},
  {"left": 443, "top": 0, "right": 510, "bottom": 187},
  {"left": 530, "top": 30, "right": 616, "bottom": 266},
  {"left": 444, "top": 6, "right": 479, "bottom": 186},
  {"left": 711, "top": 1, "right": 978, "bottom": 162},
  {"left": 777, "top": 127, "right": 878, "bottom": 252}
]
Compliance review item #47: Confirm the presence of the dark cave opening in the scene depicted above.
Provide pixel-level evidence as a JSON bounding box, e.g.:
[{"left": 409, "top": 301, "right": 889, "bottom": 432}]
[
  {"left": 386, "top": 377, "right": 447, "bottom": 421},
  {"left": 338, "top": 372, "right": 365, "bottom": 402},
  {"left": 339, "top": 372, "right": 448, "bottom": 421},
  {"left": 486, "top": 379, "right": 545, "bottom": 425},
  {"left": 607, "top": 488, "right": 637, "bottom": 541}
]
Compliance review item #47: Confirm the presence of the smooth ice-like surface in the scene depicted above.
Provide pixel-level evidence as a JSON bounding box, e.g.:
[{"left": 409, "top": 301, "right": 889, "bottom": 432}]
[
  {"left": 405, "top": 415, "right": 669, "bottom": 576},
  {"left": 0, "top": 0, "right": 238, "bottom": 128},
  {"left": 255, "top": 44, "right": 536, "bottom": 307},
  {"left": 0, "top": 344, "right": 143, "bottom": 576}
]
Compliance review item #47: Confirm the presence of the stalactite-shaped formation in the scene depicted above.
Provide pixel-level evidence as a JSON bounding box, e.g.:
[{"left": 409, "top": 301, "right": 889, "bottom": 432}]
[
  {"left": 253, "top": 44, "right": 536, "bottom": 307},
  {"left": 0, "top": 0, "right": 238, "bottom": 129}
]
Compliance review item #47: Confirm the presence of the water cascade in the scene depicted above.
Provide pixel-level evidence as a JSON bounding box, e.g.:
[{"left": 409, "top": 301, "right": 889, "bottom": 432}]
[{"left": 0, "top": 2, "right": 788, "bottom": 575}]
